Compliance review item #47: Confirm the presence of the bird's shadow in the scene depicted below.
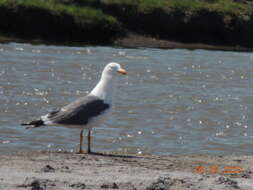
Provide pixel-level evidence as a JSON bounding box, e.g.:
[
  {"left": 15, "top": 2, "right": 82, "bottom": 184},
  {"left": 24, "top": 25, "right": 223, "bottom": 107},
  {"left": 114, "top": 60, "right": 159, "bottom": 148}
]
[
  {"left": 83, "top": 151, "right": 140, "bottom": 159},
  {"left": 55, "top": 150, "right": 142, "bottom": 159}
]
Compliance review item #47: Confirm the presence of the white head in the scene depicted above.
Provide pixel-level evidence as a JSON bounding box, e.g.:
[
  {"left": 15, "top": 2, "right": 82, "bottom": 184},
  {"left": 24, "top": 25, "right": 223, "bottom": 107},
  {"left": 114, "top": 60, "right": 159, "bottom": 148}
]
[
  {"left": 90, "top": 62, "right": 127, "bottom": 103},
  {"left": 101, "top": 62, "right": 127, "bottom": 79}
]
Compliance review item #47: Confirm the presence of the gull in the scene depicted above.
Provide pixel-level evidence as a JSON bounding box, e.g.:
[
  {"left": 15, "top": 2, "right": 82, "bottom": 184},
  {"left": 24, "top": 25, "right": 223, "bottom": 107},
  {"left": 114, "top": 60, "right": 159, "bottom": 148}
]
[{"left": 21, "top": 62, "right": 127, "bottom": 153}]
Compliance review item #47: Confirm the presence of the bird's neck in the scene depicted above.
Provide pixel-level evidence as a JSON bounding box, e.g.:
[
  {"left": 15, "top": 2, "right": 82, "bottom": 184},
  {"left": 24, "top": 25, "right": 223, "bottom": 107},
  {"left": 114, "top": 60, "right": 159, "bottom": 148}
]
[{"left": 90, "top": 75, "right": 117, "bottom": 104}]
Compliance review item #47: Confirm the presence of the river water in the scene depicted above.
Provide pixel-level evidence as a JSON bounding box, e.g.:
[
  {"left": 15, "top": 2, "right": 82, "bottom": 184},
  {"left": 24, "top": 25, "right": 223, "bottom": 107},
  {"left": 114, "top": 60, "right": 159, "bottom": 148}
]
[{"left": 0, "top": 43, "right": 253, "bottom": 155}]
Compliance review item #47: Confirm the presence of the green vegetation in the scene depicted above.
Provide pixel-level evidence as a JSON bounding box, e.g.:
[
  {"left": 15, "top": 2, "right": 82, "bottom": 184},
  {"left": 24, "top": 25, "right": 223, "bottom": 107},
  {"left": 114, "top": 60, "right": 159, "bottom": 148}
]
[
  {"left": 167, "top": 0, "right": 247, "bottom": 13},
  {"left": 0, "top": 0, "right": 117, "bottom": 24},
  {"left": 83, "top": 0, "right": 249, "bottom": 14},
  {"left": 0, "top": 0, "right": 121, "bottom": 43},
  {"left": 2, "top": 0, "right": 246, "bottom": 18}
]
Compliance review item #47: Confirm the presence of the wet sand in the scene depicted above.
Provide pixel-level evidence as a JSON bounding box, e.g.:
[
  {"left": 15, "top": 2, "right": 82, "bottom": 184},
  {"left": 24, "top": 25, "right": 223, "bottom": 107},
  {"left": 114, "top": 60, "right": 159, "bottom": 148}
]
[{"left": 1, "top": 151, "right": 253, "bottom": 190}]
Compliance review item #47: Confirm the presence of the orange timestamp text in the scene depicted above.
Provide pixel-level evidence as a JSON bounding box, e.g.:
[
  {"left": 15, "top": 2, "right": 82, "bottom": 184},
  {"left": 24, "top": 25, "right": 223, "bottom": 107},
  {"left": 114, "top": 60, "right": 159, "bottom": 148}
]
[{"left": 195, "top": 165, "right": 243, "bottom": 174}]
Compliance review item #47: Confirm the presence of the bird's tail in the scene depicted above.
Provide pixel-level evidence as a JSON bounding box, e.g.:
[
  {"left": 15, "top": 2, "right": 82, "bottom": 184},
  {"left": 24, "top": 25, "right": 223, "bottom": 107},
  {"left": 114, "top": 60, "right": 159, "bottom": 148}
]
[{"left": 21, "top": 119, "right": 45, "bottom": 129}]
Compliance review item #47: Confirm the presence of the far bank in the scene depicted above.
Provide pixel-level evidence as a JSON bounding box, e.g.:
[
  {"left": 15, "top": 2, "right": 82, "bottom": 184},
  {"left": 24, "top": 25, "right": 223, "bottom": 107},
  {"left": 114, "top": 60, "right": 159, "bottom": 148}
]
[{"left": 1, "top": 0, "right": 253, "bottom": 51}]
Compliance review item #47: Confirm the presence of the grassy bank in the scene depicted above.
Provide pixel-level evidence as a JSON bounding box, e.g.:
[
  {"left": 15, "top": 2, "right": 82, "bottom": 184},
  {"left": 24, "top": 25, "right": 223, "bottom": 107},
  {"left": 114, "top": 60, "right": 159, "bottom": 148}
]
[
  {"left": 0, "top": 0, "right": 253, "bottom": 47},
  {"left": 0, "top": 0, "right": 122, "bottom": 43},
  {"left": 83, "top": 0, "right": 252, "bottom": 46},
  {"left": 84, "top": 0, "right": 248, "bottom": 14}
]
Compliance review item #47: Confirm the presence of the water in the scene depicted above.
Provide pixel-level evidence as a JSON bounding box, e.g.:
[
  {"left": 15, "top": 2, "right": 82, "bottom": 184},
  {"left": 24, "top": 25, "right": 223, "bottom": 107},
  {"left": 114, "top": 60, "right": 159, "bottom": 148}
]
[{"left": 1, "top": 43, "right": 253, "bottom": 155}]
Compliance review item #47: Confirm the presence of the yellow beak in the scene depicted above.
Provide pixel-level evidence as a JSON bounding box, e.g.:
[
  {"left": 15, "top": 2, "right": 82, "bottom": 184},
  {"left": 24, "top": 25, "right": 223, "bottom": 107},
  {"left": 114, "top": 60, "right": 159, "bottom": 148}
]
[{"left": 117, "top": 68, "right": 127, "bottom": 75}]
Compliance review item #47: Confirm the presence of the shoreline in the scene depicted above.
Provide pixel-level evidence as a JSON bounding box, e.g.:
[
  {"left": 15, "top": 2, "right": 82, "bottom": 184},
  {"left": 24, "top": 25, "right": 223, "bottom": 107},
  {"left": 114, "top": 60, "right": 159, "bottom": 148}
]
[
  {"left": 1, "top": 33, "right": 253, "bottom": 52},
  {"left": 114, "top": 33, "right": 253, "bottom": 52},
  {"left": 1, "top": 151, "right": 253, "bottom": 190}
]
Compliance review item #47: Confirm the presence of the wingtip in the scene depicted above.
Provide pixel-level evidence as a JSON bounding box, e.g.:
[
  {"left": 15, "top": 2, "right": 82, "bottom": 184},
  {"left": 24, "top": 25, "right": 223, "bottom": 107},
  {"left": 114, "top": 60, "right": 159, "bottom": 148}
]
[{"left": 21, "top": 123, "right": 33, "bottom": 129}]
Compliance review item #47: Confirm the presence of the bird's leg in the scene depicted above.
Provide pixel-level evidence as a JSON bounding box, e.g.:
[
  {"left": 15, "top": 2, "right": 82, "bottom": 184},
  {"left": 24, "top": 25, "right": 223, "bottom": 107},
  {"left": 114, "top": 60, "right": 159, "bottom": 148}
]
[
  {"left": 87, "top": 129, "right": 91, "bottom": 154},
  {"left": 79, "top": 129, "right": 84, "bottom": 154}
]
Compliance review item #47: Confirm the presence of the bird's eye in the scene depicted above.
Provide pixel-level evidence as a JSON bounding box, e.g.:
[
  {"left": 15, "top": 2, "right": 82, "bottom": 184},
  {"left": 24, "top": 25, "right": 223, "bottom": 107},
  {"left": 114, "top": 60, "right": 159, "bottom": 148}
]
[{"left": 108, "top": 66, "right": 114, "bottom": 71}]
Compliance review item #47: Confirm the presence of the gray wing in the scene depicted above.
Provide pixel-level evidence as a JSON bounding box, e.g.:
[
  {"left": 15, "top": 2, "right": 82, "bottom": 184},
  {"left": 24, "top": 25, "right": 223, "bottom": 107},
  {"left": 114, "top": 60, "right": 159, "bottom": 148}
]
[{"left": 46, "top": 95, "right": 110, "bottom": 125}]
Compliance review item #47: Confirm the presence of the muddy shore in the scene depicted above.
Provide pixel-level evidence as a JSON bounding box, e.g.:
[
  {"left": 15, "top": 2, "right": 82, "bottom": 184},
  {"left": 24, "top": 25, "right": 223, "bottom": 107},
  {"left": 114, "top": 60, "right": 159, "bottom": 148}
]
[
  {"left": 1, "top": 151, "right": 253, "bottom": 190},
  {"left": 114, "top": 33, "right": 253, "bottom": 51}
]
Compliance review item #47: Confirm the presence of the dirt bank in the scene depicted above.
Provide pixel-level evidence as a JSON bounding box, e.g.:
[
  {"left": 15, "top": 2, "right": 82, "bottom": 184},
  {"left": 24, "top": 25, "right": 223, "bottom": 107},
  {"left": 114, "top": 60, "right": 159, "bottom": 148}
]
[
  {"left": 115, "top": 33, "right": 253, "bottom": 51},
  {"left": 1, "top": 151, "right": 253, "bottom": 190}
]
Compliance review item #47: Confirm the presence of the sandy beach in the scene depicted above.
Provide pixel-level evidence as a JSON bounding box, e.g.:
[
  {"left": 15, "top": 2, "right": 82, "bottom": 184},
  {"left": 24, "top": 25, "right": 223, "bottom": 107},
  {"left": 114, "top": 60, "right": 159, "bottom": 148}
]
[{"left": 1, "top": 151, "right": 253, "bottom": 190}]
